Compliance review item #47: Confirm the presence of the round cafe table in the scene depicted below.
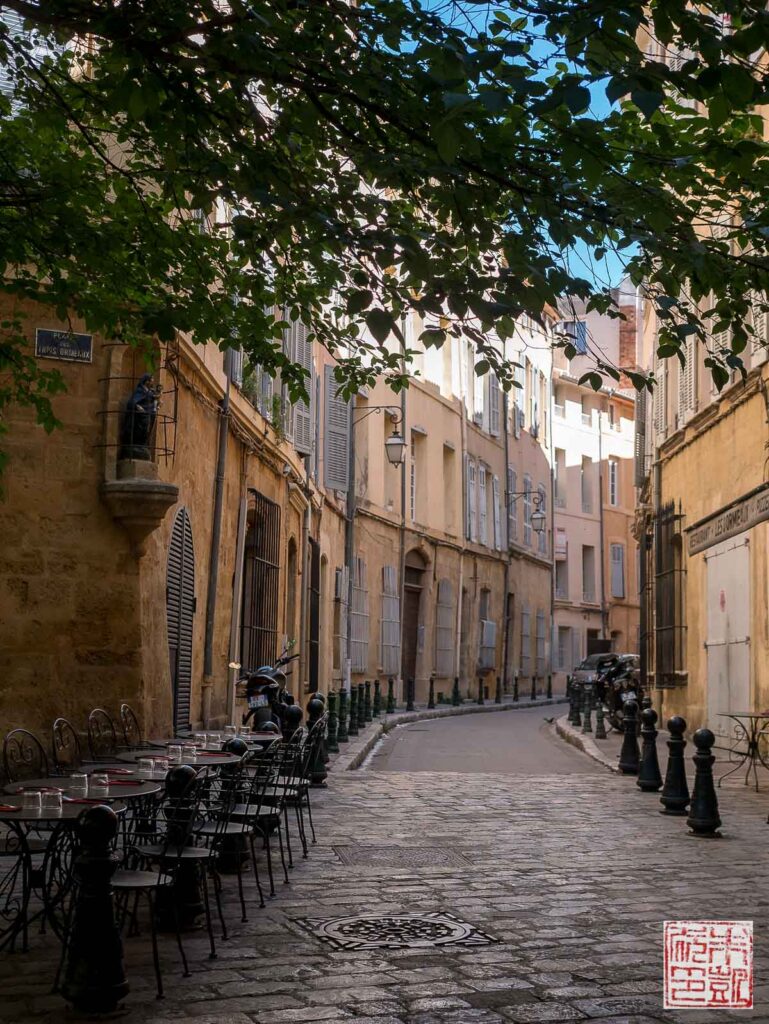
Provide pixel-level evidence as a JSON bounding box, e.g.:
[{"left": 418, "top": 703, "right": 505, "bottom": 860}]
[
  {"left": 112, "top": 749, "right": 241, "bottom": 768},
  {"left": 0, "top": 798, "right": 127, "bottom": 953},
  {"left": 3, "top": 778, "right": 161, "bottom": 801},
  {"left": 147, "top": 732, "right": 277, "bottom": 748},
  {"left": 717, "top": 711, "right": 769, "bottom": 790}
]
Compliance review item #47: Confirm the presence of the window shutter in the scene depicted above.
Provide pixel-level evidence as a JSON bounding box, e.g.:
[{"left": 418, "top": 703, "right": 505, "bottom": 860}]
[
  {"left": 489, "top": 374, "right": 501, "bottom": 435},
  {"left": 751, "top": 290, "right": 768, "bottom": 366},
  {"left": 536, "top": 610, "right": 546, "bottom": 676},
  {"left": 507, "top": 467, "right": 517, "bottom": 542},
  {"left": 350, "top": 557, "right": 369, "bottom": 673},
  {"left": 478, "top": 466, "right": 488, "bottom": 545},
  {"left": 513, "top": 363, "right": 524, "bottom": 437},
  {"left": 380, "top": 565, "right": 401, "bottom": 675},
  {"left": 166, "top": 508, "right": 195, "bottom": 733},
  {"left": 435, "top": 579, "right": 455, "bottom": 677},
  {"left": 473, "top": 366, "right": 485, "bottom": 424},
  {"left": 523, "top": 476, "right": 532, "bottom": 546},
  {"left": 226, "top": 347, "right": 244, "bottom": 388},
  {"left": 653, "top": 357, "right": 666, "bottom": 437},
  {"left": 492, "top": 475, "right": 501, "bottom": 550},
  {"left": 678, "top": 335, "right": 695, "bottom": 422},
  {"left": 324, "top": 366, "right": 351, "bottom": 491},
  {"left": 634, "top": 389, "right": 647, "bottom": 487},
  {"left": 520, "top": 605, "right": 531, "bottom": 676},
  {"left": 467, "top": 459, "right": 477, "bottom": 541},
  {"left": 292, "top": 321, "right": 315, "bottom": 456},
  {"left": 611, "top": 544, "right": 625, "bottom": 598},
  {"left": 537, "top": 486, "right": 547, "bottom": 554},
  {"left": 334, "top": 566, "right": 349, "bottom": 669}
]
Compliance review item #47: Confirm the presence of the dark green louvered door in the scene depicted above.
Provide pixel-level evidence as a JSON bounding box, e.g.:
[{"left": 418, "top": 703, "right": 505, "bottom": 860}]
[{"left": 167, "top": 507, "right": 195, "bottom": 733}]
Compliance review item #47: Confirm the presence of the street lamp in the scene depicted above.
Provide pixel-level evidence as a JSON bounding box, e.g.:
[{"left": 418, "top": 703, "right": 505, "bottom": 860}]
[
  {"left": 509, "top": 489, "right": 546, "bottom": 534},
  {"left": 384, "top": 427, "right": 407, "bottom": 466}
]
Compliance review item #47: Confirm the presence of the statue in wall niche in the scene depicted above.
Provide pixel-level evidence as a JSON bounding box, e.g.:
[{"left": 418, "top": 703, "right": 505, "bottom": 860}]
[{"left": 118, "top": 373, "right": 161, "bottom": 461}]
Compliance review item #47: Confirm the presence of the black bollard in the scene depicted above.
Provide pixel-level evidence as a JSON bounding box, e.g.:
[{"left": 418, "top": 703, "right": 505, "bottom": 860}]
[
  {"left": 348, "top": 686, "right": 359, "bottom": 736},
  {"left": 337, "top": 688, "right": 349, "bottom": 743},
  {"left": 637, "top": 707, "right": 663, "bottom": 792},
  {"left": 428, "top": 675, "right": 435, "bottom": 709},
  {"left": 660, "top": 716, "right": 690, "bottom": 815},
  {"left": 364, "top": 680, "right": 373, "bottom": 722},
  {"left": 306, "top": 698, "right": 328, "bottom": 786},
  {"left": 494, "top": 675, "right": 502, "bottom": 704},
  {"left": 530, "top": 675, "right": 536, "bottom": 701},
  {"left": 513, "top": 673, "right": 519, "bottom": 702},
  {"left": 155, "top": 765, "right": 203, "bottom": 930},
  {"left": 357, "top": 683, "right": 366, "bottom": 729},
  {"left": 642, "top": 695, "right": 653, "bottom": 711},
  {"left": 282, "top": 704, "right": 304, "bottom": 744},
  {"left": 62, "top": 805, "right": 129, "bottom": 1014},
  {"left": 546, "top": 674, "right": 552, "bottom": 699},
  {"left": 326, "top": 691, "right": 339, "bottom": 753},
  {"left": 451, "top": 676, "right": 460, "bottom": 707},
  {"left": 618, "top": 699, "right": 640, "bottom": 774},
  {"left": 687, "top": 728, "right": 722, "bottom": 836},
  {"left": 572, "top": 684, "right": 582, "bottom": 728},
  {"left": 477, "top": 676, "right": 484, "bottom": 706},
  {"left": 373, "top": 679, "right": 381, "bottom": 718},
  {"left": 406, "top": 677, "right": 415, "bottom": 712},
  {"left": 581, "top": 685, "right": 593, "bottom": 735},
  {"left": 386, "top": 677, "right": 396, "bottom": 713},
  {"left": 594, "top": 700, "right": 608, "bottom": 740}
]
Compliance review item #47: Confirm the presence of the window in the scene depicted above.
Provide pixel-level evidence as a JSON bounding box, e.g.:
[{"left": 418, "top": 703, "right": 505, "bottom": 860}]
[
  {"left": 324, "top": 366, "right": 351, "bottom": 491},
  {"left": 557, "top": 626, "right": 572, "bottom": 671},
  {"left": 333, "top": 566, "right": 349, "bottom": 671},
  {"left": 380, "top": 565, "right": 401, "bottom": 675},
  {"left": 466, "top": 459, "right": 477, "bottom": 541},
  {"left": 537, "top": 486, "right": 547, "bottom": 555},
  {"left": 350, "top": 557, "right": 369, "bottom": 673},
  {"left": 443, "top": 445, "right": 456, "bottom": 534},
  {"left": 488, "top": 373, "right": 501, "bottom": 435},
  {"left": 561, "top": 320, "right": 588, "bottom": 354},
  {"left": 241, "top": 493, "right": 281, "bottom": 671},
  {"left": 479, "top": 589, "right": 496, "bottom": 669},
  {"left": 512, "top": 361, "right": 525, "bottom": 437},
  {"left": 478, "top": 465, "right": 488, "bottom": 545},
  {"left": 283, "top": 319, "right": 315, "bottom": 456},
  {"left": 581, "top": 457, "right": 592, "bottom": 513},
  {"left": 492, "top": 475, "right": 502, "bottom": 550},
  {"left": 507, "top": 467, "right": 517, "bottom": 542},
  {"left": 520, "top": 605, "right": 531, "bottom": 676},
  {"left": 555, "top": 559, "right": 568, "bottom": 600},
  {"left": 435, "top": 579, "right": 455, "bottom": 677},
  {"left": 609, "top": 459, "right": 619, "bottom": 507},
  {"left": 535, "top": 610, "right": 546, "bottom": 676},
  {"left": 523, "top": 475, "right": 532, "bottom": 546},
  {"left": 611, "top": 544, "right": 625, "bottom": 598},
  {"left": 410, "top": 444, "right": 417, "bottom": 521},
  {"left": 473, "top": 361, "right": 485, "bottom": 423},
  {"left": 582, "top": 545, "right": 596, "bottom": 603},
  {"left": 554, "top": 449, "right": 566, "bottom": 508}
]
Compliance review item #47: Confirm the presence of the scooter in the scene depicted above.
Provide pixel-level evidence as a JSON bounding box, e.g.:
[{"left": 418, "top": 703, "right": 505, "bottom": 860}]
[
  {"left": 597, "top": 661, "right": 642, "bottom": 733},
  {"left": 240, "top": 646, "right": 299, "bottom": 732}
]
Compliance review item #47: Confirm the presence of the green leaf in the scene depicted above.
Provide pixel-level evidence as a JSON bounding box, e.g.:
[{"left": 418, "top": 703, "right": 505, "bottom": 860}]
[
  {"left": 347, "top": 290, "right": 373, "bottom": 315},
  {"left": 365, "top": 309, "right": 394, "bottom": 343},
  {"left": 434, "top": 121, "right": 459, "bottom": 164},
  {"left": 630, "top": 88, "right": 664, "bottom": 119},
  {"left": 563, "top": 83, "right": 591, "bottom": 114}
]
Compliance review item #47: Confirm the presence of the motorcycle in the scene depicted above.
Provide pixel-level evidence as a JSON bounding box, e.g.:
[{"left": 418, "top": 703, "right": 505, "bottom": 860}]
[
  {"left": 239, "top": 645, "right": 299, "bottom": 732},
  {"left": 597, "top": 659, "right": 642, "bottom": 733}
]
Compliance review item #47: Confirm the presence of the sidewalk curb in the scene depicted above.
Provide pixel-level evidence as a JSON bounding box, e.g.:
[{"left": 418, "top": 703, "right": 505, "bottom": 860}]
[
  {"left": 330, "top": 697, "right": 568, "bottom": 772},
  {"left": 554, "top": 715, "right": 619, "bottom": 773}
]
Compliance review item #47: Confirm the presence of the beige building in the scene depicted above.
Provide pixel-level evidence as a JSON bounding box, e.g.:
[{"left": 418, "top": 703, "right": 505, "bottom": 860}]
[
  {"left": 0, "top": 297, "right": 557, "bottom": 740},
  {"left": 551, "top": 286, "right": 641, "bottom": 689}
]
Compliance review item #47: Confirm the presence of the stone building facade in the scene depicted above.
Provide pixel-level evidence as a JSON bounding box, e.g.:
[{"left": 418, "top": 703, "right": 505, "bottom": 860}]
[{"left": 0, "top": 303, "right": 557, "bottom": 740}]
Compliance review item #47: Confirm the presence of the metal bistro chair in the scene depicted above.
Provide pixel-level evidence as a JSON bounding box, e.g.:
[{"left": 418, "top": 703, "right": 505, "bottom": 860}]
[
  {"left": 51, "top": 718, "right": 84, "bottom": 774},
  {"left": 119, "top": 703, "right": 149, "bottom": 750},
  {"left": 279, "top": 713, "right": 328, "bottom": 857},
  {"left": 3, "top": 729, "right": 50, "bottom": 783},
  {"left": 86, "top": 708, "right": 120, "bottom": 761}
]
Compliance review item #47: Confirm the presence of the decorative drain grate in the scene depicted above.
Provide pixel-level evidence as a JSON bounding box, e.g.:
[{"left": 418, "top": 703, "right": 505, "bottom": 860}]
[
  {"left": 333, "top": 845, "right": 470, "bottom": 868},
  {"left": 297, "top": 911, "right": 497, "bottom": 950}
]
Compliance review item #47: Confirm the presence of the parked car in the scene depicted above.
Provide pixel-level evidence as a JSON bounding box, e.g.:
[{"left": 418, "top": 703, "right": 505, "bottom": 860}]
[{"left": 569, "top": 652, "right": 618, "bottom": 690}]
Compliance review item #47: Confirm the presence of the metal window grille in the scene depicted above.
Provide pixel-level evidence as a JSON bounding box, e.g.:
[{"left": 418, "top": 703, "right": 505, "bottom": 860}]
[
  {"left": 536, "top": 610, "right": 546, "bottom": 676},
  {"left": 520, "top": 605, "right": 531, "bottom": 677},
  {"left": 333, "top": 565, "right": 349, "bottom": 670},
  {"left": 350, "top": 556, "right": 369, "bottom": 673},
  {"left": 240, "top": 492, "right": 281, "bottom": 672},
  {"left": 435, "top": 579, "right": 455, "bottom": 677},
  {"left": 523, "top": 476, "right": 532, "bottom": 546},
  {"left": 507, "top": 467, "right": 517, "bottom": 542},
  {"left": 479, "top": 466, "right": 488, "bottom": 545},
  {"left": 654, "top": 502, "right": 685, "bottom": 688},
  {"left": 380, "top": 565, "right": 401, "bottom": 676}
]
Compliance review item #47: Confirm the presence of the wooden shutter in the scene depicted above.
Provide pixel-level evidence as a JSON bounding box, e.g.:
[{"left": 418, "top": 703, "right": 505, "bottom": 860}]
[
  {"left": 434, "top": 579, "right": 454, "bottom": 677},
  {"left": 653, "top": 356, "right": 666, "bottom": 437},
  {"left": 751, "top": 290, "right": 768, "bottom": 366},
  {"left": 507, "top": 467, "right": 517, "bottom": 542},
  {"left": 478, "top": 466, "right": 487, "bottom": 545},
  {"left": 611, "top": 544, "right": 625, "bottom": 598},
  {"left": 166, "top": 507, "right": 195, "bottom": 732},
  {"left": 489, "top": 374, "right": 501, "bottom": 435},
  {"left": 520, "top": 605, "right": 531, "bottom": 676},
  {"left": 473, "top": 365, "right": 485, "bottom": 424},
  {"left": 466, "top": 459, "right": 477, "bottom": 541},
  {"left": 380, "top": 565, "right": 401, "bottom": 675},
  {"left": 536, "top": 610, "right": 546, "bottom": 676},
  {"left": 350, "top": 556, "right": 369, "bottom": 673},
  {"left": 678, "top": 335, "right": 695, "bottom": 421},
  {"left": 537, "top": 486, "right": 547, "bottom": 554},
  {"left": 292, "top": 321, "right": 314, "bottom": 456},
  {"left": 324, "top": 366, "right": 351, "bottom": 491},
  {"left": 634, "top": 389, "right": 647, "bottom": 486},
  {"left": 492, "top": 475, "right": 501, "bottom": 550}
]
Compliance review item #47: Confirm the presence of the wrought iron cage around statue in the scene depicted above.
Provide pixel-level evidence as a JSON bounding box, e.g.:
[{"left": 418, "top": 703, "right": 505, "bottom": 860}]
[{"left": 97, "top": 339, "right": 179, "bottom": 465}]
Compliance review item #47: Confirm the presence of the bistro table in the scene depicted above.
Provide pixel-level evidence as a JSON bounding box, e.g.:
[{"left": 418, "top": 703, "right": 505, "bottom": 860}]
[
  {"left": 3, "top": 778, "right": 161, "bottom": 801},
  {"left": 112, "top": 749, "right": 242, "bottom": 768},
  {"left": 0, "top": 798, "right": 127, "bottom": 953},
  {"left": 147, "top": 732, "right": 278, "bottom": 748},
  {"left": 716, "top": 711, "right": 769, "bottom": 790}
]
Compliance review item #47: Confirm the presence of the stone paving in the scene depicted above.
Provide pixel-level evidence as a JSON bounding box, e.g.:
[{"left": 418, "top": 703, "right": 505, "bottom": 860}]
[{"left": 2, "top": 706, "right": 769, "bottom": 1024}]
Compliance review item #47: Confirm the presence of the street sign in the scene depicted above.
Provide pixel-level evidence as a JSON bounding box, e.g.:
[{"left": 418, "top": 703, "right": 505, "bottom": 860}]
[{"left": 35, "top": 328, "right": 93, "bottom": 363}]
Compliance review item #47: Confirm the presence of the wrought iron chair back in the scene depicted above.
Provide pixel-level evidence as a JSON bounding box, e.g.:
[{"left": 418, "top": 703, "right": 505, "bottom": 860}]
[
  {"left": 119, "top": 703, "right": 144, "bottom": 749},
  {"left": 3, "top": 729, "right": 50, "bottom": 783},
  {"left": 51, "top": 718, "right": 83, "bottom": 773},
  {"left": 86, "top": 708, "right": 119, "bottom": 760}
]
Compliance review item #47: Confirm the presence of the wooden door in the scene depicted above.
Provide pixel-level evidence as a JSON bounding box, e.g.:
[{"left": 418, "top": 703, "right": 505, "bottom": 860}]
[{"left": 401, "top": 587, "right": 421, "bottom": 682}]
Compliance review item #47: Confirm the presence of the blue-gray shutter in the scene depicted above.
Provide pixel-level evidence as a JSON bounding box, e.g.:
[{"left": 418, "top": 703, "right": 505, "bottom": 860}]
[
  {"left": 166, "top": 508, "right": 195, "bottom": 732},
  {"left": 324, "top": 365, "right": 351, "bottom": 491},
  {"left": 0, "top": 10, "right": 25, "bottom": 99},
  {"left": 292, "top": 321, "right": 314, "bottom": 456}
]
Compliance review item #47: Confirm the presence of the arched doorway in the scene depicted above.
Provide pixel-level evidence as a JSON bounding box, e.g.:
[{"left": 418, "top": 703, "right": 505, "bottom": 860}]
[
  {"left": 401, "top": 549, "right": 427, "bottom": 683},
  {"left": 167, "top": 507, "right": 195, "bottom": 732}
]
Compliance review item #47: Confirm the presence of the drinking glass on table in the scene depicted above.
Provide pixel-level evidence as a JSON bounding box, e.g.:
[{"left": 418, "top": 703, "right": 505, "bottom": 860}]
[
  {"left": 41, "top": 790, "right": 63, "bottom": 816},
  {"left": 181, "top": 744, "right": 197, "bottom": 761},
  {"left": 89, "top": 773, "right": 110, "bottom": 798},
  {"left": 207, "top": 731, "right": 222, "bottom": 744},
  {"left": 224, "top": 724, "right": 237, "bottom": 738},
  {"left": 68, "top": 773, "right": 88, "bottom": 796},
  {"left": 193, "top": 732, "right": 207, "bottom": 748},
  {"left": 21, "top": 790, "right": 41, "bottom": 814},
  {"left": 167, "top": 744, "right": 183, "bottom": 764},
  {"left": 136, "top": 757, "right": 155, "bottom": 777}
]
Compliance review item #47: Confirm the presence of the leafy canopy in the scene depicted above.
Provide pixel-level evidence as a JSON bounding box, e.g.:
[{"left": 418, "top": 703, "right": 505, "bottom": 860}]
[{"left": 2, "top": 0, "right": 769, "bottom": 447}]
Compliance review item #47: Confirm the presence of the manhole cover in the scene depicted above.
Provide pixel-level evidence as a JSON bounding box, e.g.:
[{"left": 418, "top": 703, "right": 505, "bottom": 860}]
[
  {"left": 333, "top": 845, "right": 470, "bottom": 868},
  {"left": 296, "top": 911, "right": 497, "bottom": 950}
]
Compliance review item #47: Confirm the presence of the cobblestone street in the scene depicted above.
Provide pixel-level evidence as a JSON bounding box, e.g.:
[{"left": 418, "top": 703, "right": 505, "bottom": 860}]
[{"left": 3, "top": 704, "right": 769, "bottom": 1024}]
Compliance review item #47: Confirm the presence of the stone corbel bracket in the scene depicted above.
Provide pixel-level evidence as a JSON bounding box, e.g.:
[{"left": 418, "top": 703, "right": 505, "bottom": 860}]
[{"left": 101, "top": 459, "right": 179, "bottom": 557}]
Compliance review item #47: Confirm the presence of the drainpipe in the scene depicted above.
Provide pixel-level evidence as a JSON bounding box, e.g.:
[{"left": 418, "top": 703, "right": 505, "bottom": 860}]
[
  {"left": 344, "top": 401, "right": 357, "bottom": 689},
  {"left": 455, "top": 340, "right": 468, "bottom": 688},
  {"left": 502, "top": 390, "right": 512, "bottom": 694},
  {"left": 293, "top": 476, "right": 312, "bottom": 694},
  {"left": 397, "top": 376, "right": 407, "bottom": 701},
  {"left": 548, "top": 372, "right": 556, "bottom": 695},
  {"left": 203, "top": 360, "right": 231, "bottom": 726},
  {"left": 598, "top": 404, "right": 608, "bottom": 640}
]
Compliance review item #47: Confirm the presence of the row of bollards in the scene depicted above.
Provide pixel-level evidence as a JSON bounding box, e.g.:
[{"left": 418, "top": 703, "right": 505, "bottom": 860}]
[{"left": 614, "top": 698, "right": 722, "bottom": 836}]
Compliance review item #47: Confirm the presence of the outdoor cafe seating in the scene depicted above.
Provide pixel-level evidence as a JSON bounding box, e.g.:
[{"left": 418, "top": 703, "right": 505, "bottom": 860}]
[{"left": 0, "top": 703, "right": 328, "bottom": 1003}]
